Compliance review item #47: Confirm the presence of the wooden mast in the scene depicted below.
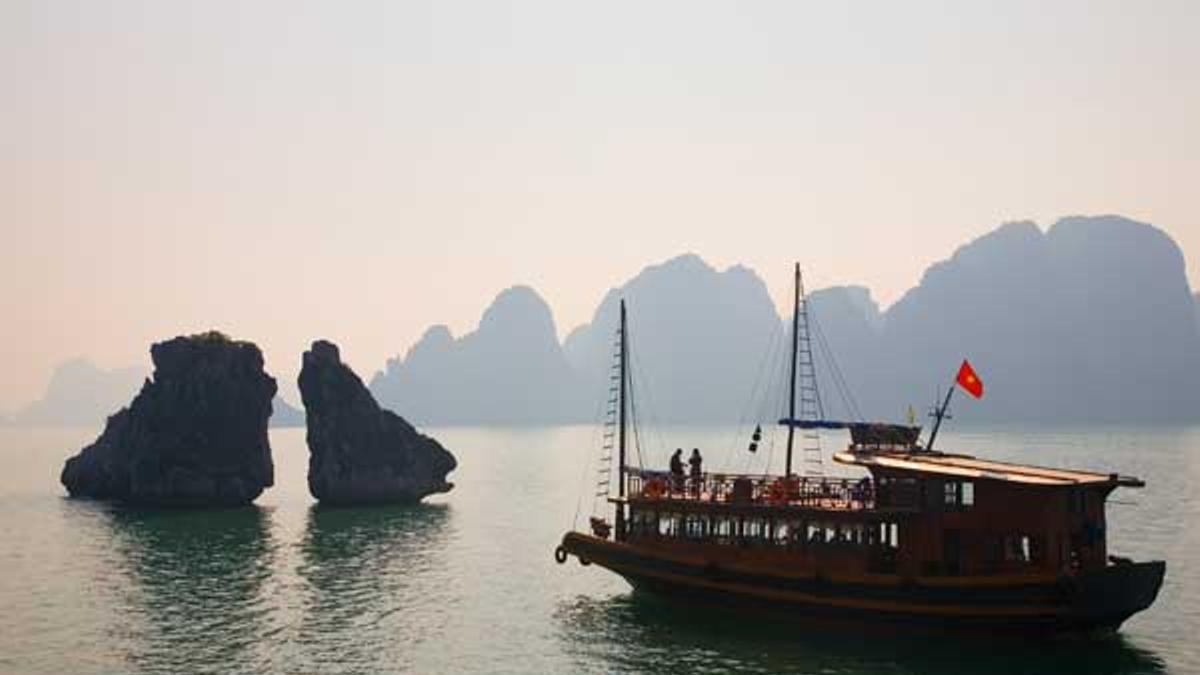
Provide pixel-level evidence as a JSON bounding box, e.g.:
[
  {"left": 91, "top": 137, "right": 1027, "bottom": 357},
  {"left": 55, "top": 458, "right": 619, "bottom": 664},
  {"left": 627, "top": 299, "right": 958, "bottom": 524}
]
[
  {"left": 785, "top": 263, "right": 800, "bottom": 476},
  {"left": 618, "top": 300, "right": 627, "bottom": 498},
  {"left": 616, "top": 300, "right": 628, "bottom": 539}
]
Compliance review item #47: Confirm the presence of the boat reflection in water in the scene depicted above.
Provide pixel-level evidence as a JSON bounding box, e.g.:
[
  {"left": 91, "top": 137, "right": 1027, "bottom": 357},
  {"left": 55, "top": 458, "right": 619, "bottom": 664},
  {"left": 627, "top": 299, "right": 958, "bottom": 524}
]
[
  {"left": 293, "top": 503, "right": 452, "bottom": 674},
  {"left": 555, "top": 592, "right": 1166, "bottom": 675}
]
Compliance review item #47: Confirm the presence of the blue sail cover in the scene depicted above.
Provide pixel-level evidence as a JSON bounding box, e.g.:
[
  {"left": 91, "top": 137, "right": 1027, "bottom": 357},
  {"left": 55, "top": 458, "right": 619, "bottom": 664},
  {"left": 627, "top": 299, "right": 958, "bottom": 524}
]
[
  {"left": 778, "top": 419, "right": 922, "bottom": 447},
  {"left": 776, "top": 419, "right": 850, "bottom": 430}
]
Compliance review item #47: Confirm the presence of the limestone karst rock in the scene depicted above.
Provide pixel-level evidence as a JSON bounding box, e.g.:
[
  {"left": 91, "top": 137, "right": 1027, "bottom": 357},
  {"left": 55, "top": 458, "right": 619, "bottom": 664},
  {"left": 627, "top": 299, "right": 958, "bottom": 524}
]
[
  {"left": 60, "top": 331, "right": 276, "bottom": 506},
  {"left": 300, "top": 340, "right": 456, "bottom": 505}
]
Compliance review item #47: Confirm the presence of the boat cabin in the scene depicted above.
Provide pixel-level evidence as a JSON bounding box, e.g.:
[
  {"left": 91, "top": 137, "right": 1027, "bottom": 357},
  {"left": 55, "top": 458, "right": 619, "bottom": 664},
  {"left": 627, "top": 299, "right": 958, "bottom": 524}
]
[
  {"left": 561, "top": 268, "right": 1164, "bottom": 632},
  {"left": 614, "top": 427, "right": 1142, "bottom": 580}
]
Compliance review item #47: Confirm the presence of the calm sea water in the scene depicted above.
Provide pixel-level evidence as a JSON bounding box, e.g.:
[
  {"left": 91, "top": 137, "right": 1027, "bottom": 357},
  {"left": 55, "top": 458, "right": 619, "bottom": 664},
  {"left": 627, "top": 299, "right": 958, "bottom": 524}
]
[{"left": 1, "top": 424, "right": 1198, "bottom": 674}]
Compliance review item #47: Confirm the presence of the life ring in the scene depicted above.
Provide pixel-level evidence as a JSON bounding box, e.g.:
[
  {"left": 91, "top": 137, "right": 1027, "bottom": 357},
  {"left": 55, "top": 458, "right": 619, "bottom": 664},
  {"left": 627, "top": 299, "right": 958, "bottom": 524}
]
[
  {"left": 644, "top": 479, "right": 666, "bottom": 499},
  {"left": 554, "top": 545, "right": 568, "bottom": 564}
]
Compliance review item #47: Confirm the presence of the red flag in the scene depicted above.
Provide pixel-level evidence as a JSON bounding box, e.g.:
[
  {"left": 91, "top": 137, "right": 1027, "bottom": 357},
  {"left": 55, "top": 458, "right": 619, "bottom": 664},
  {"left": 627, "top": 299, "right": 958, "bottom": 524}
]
[{"left": 956, "top": 359, "right": 984, "bottom": 399}]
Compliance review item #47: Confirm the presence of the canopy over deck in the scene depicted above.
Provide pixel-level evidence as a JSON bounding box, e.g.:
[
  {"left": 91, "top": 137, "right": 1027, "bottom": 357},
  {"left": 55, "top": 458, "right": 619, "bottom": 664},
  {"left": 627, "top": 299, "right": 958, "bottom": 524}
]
[{"left": 833, "top": 449, "right": 1145, "bottom": 488}]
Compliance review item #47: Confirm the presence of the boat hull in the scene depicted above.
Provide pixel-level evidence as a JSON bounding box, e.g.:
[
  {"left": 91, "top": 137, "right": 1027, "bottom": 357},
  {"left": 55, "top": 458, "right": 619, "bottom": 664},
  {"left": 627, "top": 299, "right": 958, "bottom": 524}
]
[{"left": 560, "top": 532, "right": 1164, "bottom": 635}]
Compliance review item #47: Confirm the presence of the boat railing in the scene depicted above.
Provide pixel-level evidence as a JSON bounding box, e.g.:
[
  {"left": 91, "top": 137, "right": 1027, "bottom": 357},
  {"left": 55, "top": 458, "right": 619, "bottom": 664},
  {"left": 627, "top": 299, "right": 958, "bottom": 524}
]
[{"left": 626, "top": 469, "right": 875, "bottom": 511}]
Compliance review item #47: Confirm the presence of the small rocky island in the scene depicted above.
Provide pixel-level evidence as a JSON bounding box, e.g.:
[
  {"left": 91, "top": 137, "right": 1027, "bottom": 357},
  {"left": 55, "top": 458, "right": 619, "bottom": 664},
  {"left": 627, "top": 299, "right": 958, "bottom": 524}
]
[
  {"left": 60, "top": 332, "right": 277, "bottom": 507},
  {"left": 300, "top": 340, "right": 456, "bottom": 505}
]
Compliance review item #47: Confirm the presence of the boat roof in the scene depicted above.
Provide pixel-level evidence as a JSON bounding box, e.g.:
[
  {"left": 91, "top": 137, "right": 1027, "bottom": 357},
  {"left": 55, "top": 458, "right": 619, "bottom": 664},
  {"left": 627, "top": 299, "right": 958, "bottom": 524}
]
[{"left": 833, "top": 449, "right": 1144, "bottom": 488}]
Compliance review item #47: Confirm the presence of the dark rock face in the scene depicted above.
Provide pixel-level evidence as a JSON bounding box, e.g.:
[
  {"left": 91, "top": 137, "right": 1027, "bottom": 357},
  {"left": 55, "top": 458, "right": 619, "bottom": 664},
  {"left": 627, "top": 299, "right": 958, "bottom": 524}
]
[
  {"left": 300, "top": 340, "right": 456, "bottom": 505},
  {"left": 60, "top": 332, "right": 277, "bottom": 506}
]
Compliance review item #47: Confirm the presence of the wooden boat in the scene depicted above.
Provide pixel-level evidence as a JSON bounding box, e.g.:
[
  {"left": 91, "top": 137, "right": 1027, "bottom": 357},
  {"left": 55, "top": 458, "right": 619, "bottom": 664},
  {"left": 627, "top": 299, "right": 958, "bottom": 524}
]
[{"left": 555, "top": 265, "right": 1164, "bottom": 634}]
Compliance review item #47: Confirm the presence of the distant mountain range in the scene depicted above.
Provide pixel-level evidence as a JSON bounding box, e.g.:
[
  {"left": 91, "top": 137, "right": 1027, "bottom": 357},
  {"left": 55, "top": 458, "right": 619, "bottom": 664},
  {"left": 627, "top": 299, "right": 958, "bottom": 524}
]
[
  {"left": 815, "top": 217, "right": 1200, "bottom": 423},
  {"left": 8, "top": 215, "right": 1198, "bottom": 429},
  {"left": 4, "top": 359, "right": 145, "bottom": 428},
  {"left": 561, "top": 255, "right": 783, "bottom": 424},
  {"left": 271, "top": 396, "right": 306, "bottom": 427},
  {"left": 370, "top": 215, "right": 1200, "bottom": 425},
  {"left": 1, "top": 357, "right": 306, "bottom": 429},
  {"left": 370, "top": 286, "right": 586, "bottom": 424}
]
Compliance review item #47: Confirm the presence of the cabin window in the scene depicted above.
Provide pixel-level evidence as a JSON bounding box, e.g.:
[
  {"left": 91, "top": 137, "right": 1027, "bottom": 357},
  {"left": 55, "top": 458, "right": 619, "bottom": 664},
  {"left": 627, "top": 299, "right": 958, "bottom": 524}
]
[
  {"left": 658, "top": 513, "right": 679, "bottom": 538},
  {"left": 684, "top": 515, "right": 706, "bottom": 539},
  {"left": 713, "top": 517, "right": 732, "bottom": 540},
  {"left": 774, "top": 522, "right": 790, "bottom": 545},
  {"left": 742, "top": 518, "right": 760, "bottom": 541},
  {"left": 941, "top": 481, "right": 975, "bottom": 510},
  {"left": 1004, "top": 534, "right": 1041, "bottom": 564},
  {"left": 633, "top": 510, "right": 655, "bottom": 536},
  {"left": 878, "top": 522, "right": 900, "bottom": 548}
]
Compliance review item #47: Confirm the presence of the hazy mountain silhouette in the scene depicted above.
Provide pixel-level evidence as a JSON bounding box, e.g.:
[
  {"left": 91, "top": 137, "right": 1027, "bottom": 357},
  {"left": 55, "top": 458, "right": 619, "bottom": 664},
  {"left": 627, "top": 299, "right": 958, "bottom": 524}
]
[
  {"left": 374, "top": 216, "right": 1197, "bottom": 426},
  {"left": 7, "top": 359, "right": 146, "bottom": 428},
  {"left": 563, "top": 254, "right": 783, "bottom": 423},
  {"left": 820, "top": 216, "right": 1200, "bottom": 423},
  {"left": 802, "top": 285, "right": 886, "bottom": 422},
  {"left": 15, "top": 216, "right": 1197, "bottom": 429},
  {"left": 369, "top": 286, "right": 584, "bottom": 424},
  {"left": 270, "top": 396, "right": 306, "bottom": 427},
  {"left": 5, "top": 357, "right": 310, "bottom": 429}
]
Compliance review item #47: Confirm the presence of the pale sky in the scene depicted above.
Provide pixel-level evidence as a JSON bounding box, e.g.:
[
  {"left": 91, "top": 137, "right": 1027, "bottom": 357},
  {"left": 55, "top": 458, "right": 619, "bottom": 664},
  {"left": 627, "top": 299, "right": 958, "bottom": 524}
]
[{"left": 4, "top": 1, "right": 1198, "bottom": 410}]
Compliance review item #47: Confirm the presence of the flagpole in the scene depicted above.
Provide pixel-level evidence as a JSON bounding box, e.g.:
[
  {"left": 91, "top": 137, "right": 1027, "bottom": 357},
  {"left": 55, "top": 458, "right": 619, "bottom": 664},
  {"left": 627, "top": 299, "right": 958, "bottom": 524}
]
[{"left": 925, "top": 385, "right": 955, "bottom": 453}]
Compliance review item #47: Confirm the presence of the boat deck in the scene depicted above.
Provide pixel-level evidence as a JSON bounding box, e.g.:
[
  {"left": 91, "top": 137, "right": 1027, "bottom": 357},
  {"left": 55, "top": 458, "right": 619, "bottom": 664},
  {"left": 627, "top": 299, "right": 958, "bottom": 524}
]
[{"left": 626, "top": 470, "right": 878, "bottom": 512}]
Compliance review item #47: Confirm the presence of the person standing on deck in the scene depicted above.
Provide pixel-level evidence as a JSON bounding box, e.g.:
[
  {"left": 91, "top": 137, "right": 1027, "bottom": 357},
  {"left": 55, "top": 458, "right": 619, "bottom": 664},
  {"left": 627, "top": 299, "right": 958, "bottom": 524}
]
[
  {"left": 670, "top": 449, "right": 685, "bottom": 493},
  {"left": 688, "top": 449, "right": 703, "bottom": 497}
]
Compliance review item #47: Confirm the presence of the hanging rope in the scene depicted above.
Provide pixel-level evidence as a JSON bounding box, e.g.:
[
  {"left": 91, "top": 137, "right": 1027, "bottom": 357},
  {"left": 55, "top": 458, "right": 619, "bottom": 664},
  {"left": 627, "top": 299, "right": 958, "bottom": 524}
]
[
  {"left": 627, "top": 332, "right": 672, "bottom": 472},
  {"left": 573, "top": 353, "right": 613, "bottom": 529},
  {"left": 811, "top": 313, "right": 865, "bottom": 423},
  {"left": 722, "top": 323, "right": 784, "bottom": 473}
]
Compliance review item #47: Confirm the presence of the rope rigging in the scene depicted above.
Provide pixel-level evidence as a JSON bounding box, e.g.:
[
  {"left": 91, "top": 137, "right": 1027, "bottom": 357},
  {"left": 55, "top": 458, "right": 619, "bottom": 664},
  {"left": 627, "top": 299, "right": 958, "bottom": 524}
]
[
  {"left": 580, "top": 263, "right": 866, "bottom": 527},
  {"left": 811, "top": 312, "right": 864, "bottom": 423}
]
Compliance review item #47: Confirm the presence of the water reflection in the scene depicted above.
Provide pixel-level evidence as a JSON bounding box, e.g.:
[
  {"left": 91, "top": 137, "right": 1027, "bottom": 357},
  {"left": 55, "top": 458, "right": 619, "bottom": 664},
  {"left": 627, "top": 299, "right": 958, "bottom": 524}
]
[
  {"left": 99, "top": 505, "right": 277, "bottom": 675},
  {"left": 292, "top": 504, "right": 452, "bottom": 674},
  {"left": 555, "top": 592, "right": 1166, "bottom": 675}
]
